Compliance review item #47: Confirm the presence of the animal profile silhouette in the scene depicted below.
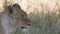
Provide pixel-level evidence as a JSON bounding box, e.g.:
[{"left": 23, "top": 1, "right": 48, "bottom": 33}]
[{"left": 0, "top": 3, "right": 31, "bottom": 34}]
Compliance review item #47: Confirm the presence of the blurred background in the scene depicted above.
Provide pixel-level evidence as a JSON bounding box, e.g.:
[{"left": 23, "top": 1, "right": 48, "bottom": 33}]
[{"left": 0, "top": 0, "right": 60, "bottom": 34}]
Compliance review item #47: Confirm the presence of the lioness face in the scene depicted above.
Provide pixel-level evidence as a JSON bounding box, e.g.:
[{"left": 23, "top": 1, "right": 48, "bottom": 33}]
[{"left": 12, "top": 3, "right": 31, "bottom": 32}]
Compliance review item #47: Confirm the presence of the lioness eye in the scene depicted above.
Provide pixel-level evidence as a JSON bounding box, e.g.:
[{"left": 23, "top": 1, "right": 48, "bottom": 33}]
[{"left": 21, "top": 15, "right": 24, "bottom": 17}]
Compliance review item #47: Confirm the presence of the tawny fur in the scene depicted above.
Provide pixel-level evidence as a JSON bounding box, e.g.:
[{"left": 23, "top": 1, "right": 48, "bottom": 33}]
[{"left": 0, "top": 3, "right": 30, "bottom": 34}]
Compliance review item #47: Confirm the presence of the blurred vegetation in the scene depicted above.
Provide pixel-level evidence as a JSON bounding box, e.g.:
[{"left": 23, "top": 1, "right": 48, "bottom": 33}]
[{"left": 3, "top": 0, "right": 13, "bottom": 9}]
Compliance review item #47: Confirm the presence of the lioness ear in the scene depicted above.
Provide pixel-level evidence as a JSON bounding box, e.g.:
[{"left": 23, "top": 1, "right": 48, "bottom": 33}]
[
  {"left": 7, "top": 6, "right": 13, "bottom": 15},
  {"left": 13, "top": 3, "right": 21, "bottom": 9}
]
